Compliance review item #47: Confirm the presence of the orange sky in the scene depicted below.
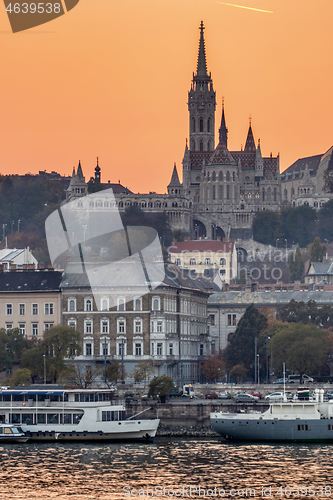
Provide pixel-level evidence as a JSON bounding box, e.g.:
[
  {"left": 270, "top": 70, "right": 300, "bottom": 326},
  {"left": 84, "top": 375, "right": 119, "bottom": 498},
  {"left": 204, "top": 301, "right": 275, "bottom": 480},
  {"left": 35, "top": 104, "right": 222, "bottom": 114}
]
[{"left": 1, "top": 0, "right": 333, "bottom": 194}]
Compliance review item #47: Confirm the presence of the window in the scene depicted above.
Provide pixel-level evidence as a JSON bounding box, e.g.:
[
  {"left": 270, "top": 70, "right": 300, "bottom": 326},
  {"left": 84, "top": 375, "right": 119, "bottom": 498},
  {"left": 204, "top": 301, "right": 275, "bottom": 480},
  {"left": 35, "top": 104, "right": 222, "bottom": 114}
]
[
  {"left": 101, "top": 298, "right": 109, "bottom": 311},
  {"left": 135, "top": 343, "right": 142, "bottom": 356},
  {"left": 19, "top": 304, "right": 25, "bottom": 316},
  {"left": 152, "top": 297, "right": 160, "bottom": 311},
  {"left": 19, "top": 324, "right": 25, "bottom": 336},
  {"left": 6, "top": 304, "right": 12, "bottom": 315},
  {"left": 190, "top": 258, "right": 196, "bottom": 265},
  {"left": 200, "top": 344, "right": 204, "bottom": 356},
  {"left": 209, "top": 314, "right": 215, "bottom": 326},
  {"left": 134, "top": 298, "right": 142, "bottom": 311},
  {"left": 220, "top": 269, "right": 226, "bottom": 276},
  {"left": 85, "top": 343, "right": 92, "bottom": 356},
  {"left": 68, "top": 299, "right": 76, "bottom": 312},
  {"left": 84, "top": 320, "right": 93, "bottom": 334},
  {"left": 205, "top": 258, "right": 211, "bottom": 265},
  {"left": 44, "top": 323, "right": 54, "bottom": 331},
  {"left": 118, "top": 339, "right": 126, "bottom": 356},
  {"left": 233, "top": 314, "right": 237, "bottom": 326},
  {"left": 32, "top": 323, "right": 38, "bottom": 336},
  {"left": 157, "top": 343, "right": 163, "bottom": 355},
  {"left": 117, "top": 319, "right": 126, "bottom": 334},
  {"left": 175, "top": 258, "right": 181, "bottom": 266},
  {"left": 6, "top": 323, "right": 13, "bottom": 331},
  {"left": 32, "top": 303, "right": 38, "bottom": 315},
  {"left": 117, "top": 298, "right": 125, "bottom": 311},
  {"left": 157, "top": 321, "right": 162, "bottom": 333},
  {"left": 85, "top": 298, "right": 93, "bottom": 312},
  {"left": 68, "top": 319, "right": 77, "bottom": 329},
  {"left": 169, "top": 343, "right": 173, "bottom": 356},
  {"left": 101, "top": 320, "right": 109, "bottom": 334},
  {"left": 134, "top": 319, "right": 142, "bottom": 334},
  {"left": 44, "top": 303, "right": 54, "bottom": 315},
  {"left": 220, "top": 258, "right": 226, "bottom": 265},
  {"left": 101, "top": 340, "right": 109, "bottom": 356}
]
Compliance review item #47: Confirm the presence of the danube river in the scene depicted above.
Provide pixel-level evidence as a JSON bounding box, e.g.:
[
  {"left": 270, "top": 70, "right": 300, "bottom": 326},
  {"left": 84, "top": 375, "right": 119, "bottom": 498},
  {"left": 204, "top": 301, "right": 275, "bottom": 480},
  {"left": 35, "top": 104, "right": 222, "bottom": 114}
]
[{"left": 0, "top": 438, "right": 332, "bottom": 500}]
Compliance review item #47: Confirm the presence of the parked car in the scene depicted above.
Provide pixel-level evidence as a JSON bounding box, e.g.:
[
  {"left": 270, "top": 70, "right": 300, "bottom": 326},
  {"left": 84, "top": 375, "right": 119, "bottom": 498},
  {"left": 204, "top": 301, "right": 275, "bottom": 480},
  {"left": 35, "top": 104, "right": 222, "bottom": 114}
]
[
  {"left": 265, "top": 392, "right": 293, "bottom": 402},
  {"left": 273, "top": 378, "right": 288, "bottom": 384},
  {"left": 287, "top": 374, "right": 314, "bottom": 384},
  {"left": 205, "top": 392, "right": 219, "bottom": 399},
  {"left": 217, "top": 391, "right": 231, "bottom": 400},
  {"left": 252, "top": 391, "right": 262, "bottom": 399},
  {"left": 233, "top": 393, "right": 259, "bottom": 403}
]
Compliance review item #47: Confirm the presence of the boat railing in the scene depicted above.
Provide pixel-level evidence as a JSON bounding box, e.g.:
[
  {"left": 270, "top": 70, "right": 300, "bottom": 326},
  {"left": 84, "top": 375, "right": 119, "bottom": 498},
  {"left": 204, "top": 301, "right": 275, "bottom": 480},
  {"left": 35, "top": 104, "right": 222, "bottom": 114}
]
[{"left": 0, "top": 400, "right": 123, "bottom": 408}]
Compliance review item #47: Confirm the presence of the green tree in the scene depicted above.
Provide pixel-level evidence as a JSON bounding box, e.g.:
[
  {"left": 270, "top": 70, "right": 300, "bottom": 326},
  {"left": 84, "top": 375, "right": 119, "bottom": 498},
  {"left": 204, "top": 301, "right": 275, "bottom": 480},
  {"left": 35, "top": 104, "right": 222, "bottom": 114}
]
[
  {"left": 106, "top": 361, "right": 124, "bottom": 385},
  {"left": 289, "top": 245, "right": 304, "bottom": 282},
  {"left": 310, "top": 237, "right": 326, "bottom": 262},
  {"left": 270, "top": 322, "right": 329, "bottom": 377},
  {"left": 0, "top": 328, "right": 28, "bottom": 372},
  {"left": 280, "top": 205, "right": 316, "bottom": 248},
  {"left": 3, "top": 368, "right": 32, "bottom": 388},
  {"left": 132, "top": 359, "right": 155, "bottom": 386},
  {"left": 252, "top": 211, "right": 281, "bottom": 246},
  {"left": 200, "top": 354, "right": 225, "bottom": 381},
  {"left": 148, "top": 375, "right": 174, "bottom": 402},
  {"left": 224, "top": 304, "right": 268, "bottom": 379}
]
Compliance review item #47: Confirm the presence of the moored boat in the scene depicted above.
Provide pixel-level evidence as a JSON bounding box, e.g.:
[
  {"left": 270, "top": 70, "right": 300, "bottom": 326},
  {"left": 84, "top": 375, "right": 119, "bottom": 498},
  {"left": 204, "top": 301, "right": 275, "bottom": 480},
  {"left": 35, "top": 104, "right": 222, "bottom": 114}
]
[
  {"left": 0, "top": 424, "right": 29, "bottom": 443},
  {"left": 0, "top": 387, "right": 159, "bottom": 442},
  {"left": 211, "top": 389, "right": 333, "bottom": 443}
]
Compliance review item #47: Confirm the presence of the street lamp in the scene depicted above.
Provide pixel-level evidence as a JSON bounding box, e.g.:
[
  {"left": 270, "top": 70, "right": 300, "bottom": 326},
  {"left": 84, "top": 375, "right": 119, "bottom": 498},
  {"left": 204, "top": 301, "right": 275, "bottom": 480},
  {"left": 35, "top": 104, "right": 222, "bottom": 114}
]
[
  {"left": 121, "top": 338, "right": 127, "bottom": 384},
  {"left": 266, "top": 337, "right": 271, "bottom": 384},
  {"left": 18, "top": 220, "right": 20, "bottom": 233},
  {"left": 104, "top": 337, "right": 108, "bottom": 385},
  {"left": 43, "top": 354, "right": 46, "bottom": 385},
  {"left": 2, "top": 224, "right": 7, "bottom": 241},
  {"left": 257, "top": 354, "right": 260, "bottom": 385}
]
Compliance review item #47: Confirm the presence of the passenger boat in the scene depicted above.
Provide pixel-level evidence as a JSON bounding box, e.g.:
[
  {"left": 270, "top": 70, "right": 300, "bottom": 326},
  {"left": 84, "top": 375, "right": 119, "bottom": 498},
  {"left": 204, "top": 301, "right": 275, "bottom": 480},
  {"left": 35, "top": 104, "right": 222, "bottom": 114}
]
[
  {"left": 0, "top": 387, "right": 159, "bottom": 442},
  {"left": 211, "top": 389, "right": 333, "bottom": 443},
  {"left": 0, "top": 424, "right": 29, "bottom": 443}
]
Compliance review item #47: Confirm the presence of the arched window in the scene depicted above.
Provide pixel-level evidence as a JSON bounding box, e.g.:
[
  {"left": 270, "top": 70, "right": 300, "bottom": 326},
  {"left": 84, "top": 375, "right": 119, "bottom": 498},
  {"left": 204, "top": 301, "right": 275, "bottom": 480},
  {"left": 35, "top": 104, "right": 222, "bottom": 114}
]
[
  {"left": 191, "top": 117, "right": 195, "bottom": 133},
  {"left": 226, "top": 171, "right": 230, "bottom": 181},
  {"left": 152, "top": 297, "right": 160, "bottom": 311},
  {"left": 190, "top": 258, "right": 196, "bottom": 265},
  {"left": 85, "top": 298, "right": 92, "bottom": 312},
  {"left": 68, "top": 299, "right": 76, "bottom": 312},
  {"left": 212, "top": 171, "right": 216, "bottom": 181},
  {"left": 199, "top": 141, "right": 203, "bottom": 151},
  {"left": 207, "top": 117, "right": 212, "bottom": 133},
  {"left": 220, "top": 258, "right": 226, "bottom": 265},
  {"left": 212, "top": 185, "right": 216, "bottom": 200},
  {"left": 191, "top": 140, "right": 195, "bottom": 151},
  {"left": 219, "top": 171, "right": 223, "bottom": 181},
  {"left": 226, "top": 185, "right": 230, "bottom": 200},
  {"left": 175, "top": 258, "right": 181, "bottom": 265},
  {"left": 232, "top": 172, "right": 235, "bottom": 182},
  {"left": 262, "top": 188, "right": 265, "bottom": 201},
  {"left": 117, "top": 298, "right": 126, "bottom": 311},
  {"left": 199, "top": 118, "right": 204, "bottom": 132},
  {"left": 205, "top": 258, "right": 211, "bottom": 265},
  {"left": 208, "top": 140, "right": 211, "bottom": 151},
  {"left": 134, "top": 298, "right": 142, "bottom": 311},
  {"left": 219, "top": 185, "right": 223, "bottom": 200},
  {"left": 274, "top": 188, "right": 277, "bottom": 202}
]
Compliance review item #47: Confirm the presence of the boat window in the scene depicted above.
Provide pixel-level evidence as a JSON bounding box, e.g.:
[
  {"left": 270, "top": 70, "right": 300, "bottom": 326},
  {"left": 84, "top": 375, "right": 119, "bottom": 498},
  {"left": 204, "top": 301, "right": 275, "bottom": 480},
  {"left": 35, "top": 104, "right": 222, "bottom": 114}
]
[
  {"left": 4, "top": 428, "right": 12, "bottom": 434},
  {"left": 89, "top": 393, "right": 94, "bottom": 402},
  {"left": 3, "top": 395, "right": 10, "bottom": 402},
  {"left": 64, "top": 394, "right": 68, "bottom": 402},
  {"left": 328, "top": 425, "right": 331, "bottom": 430},
  {"left": 60, "top": 414, "right": 72, "bottom": 424},
  {"left": 50, "top": 395, "right": 61, "bottom": 402},
  {"left": 12, "top": 395, "right": 24, "bottom": 402},
  {"left": 0, "top": 428, "right": 3, "bottom": 434},
  {"left": 38, "top": 394, "right": 46, "bottom": 402},
  {"left": 22, "top": 414, "right": 33, "bottom": 424},
  {"left": 11, "top": 427, "right": 21, "bottom": 434},
  {"left": 37, "top": 414, "right": 46, "bottom": 424},
  {"left": 47, "top": 414, "right": 59, "bottom": 424},
  {"left": 73, "top": 414, "right": 83, "bottom": 424}
]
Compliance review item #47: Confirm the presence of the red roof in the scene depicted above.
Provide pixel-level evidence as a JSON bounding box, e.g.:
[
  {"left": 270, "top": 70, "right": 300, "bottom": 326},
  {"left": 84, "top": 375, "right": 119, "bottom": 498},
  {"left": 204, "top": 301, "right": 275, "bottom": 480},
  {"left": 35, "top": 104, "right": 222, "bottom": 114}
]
[{"left": 169, "top": 240, "right": 234, "bottom": 253}]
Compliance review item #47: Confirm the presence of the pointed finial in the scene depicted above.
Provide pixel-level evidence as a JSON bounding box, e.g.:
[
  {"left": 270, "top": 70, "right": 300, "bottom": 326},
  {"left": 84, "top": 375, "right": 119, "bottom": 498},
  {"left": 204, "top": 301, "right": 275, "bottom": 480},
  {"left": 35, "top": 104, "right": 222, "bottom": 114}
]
[
  {"left": 186, "top": 138, "right": 188, "bottom": 146},
  {"left": 222, "top": 96, "right": 224, "bottom": 109},
  {"left": 249, "top": 115, "right": 252, "bottom": 126},
  {"left": 258, "top": 138, "right": 260, "bottom": 146},
  {"left": 97, "top": 157, "right": 99, "bottom": 166}
]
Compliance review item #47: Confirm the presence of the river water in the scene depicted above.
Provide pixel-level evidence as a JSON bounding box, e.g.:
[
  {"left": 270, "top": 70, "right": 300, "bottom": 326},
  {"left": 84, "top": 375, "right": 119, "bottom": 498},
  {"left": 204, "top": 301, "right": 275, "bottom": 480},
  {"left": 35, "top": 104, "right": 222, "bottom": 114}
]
[{"left": 0, "top": 438, "right": 332, "bottom": 500}]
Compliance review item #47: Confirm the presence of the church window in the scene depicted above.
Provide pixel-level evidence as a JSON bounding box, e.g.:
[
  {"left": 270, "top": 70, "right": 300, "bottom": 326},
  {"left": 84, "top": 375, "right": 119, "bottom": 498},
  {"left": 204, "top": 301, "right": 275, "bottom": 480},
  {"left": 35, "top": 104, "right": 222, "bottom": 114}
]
[
  {"left": 226, "top": 185, "right": 230, "bottom": 200},
  {"left": 226, "top": 171, "right": 230, "bottom": 181},
  {"left": 219, "top": 185, "right": 223, "bottom": 200},
  {"left": 219, "top": 171, "right": 223, "bottom": 181},
  {"left": 232, "top": 172, "right": 235, "bottom": 182},
  {"left": 262, "top": 188, "right": 265, "bottom": 201},
  {"left": 207, "top": 117, "right": 212, "bottom": 133},
  {"left": 284, "top": 189, "right": 287, "bottom": 199},
  {"left": 208, "top": 140, "right": 211, "bottom": 151},
  {"left": 199, "top": 118, "right": 204, "bottom": 132},
  {"left": 274, "top": 188, "right": 277, "bottom": 202},
  {"left": 220, "top": 258, "right": 226, "bottom": 265},
  {"left": 207, "top": 171, "right": 210, "bottom": 181},
  {"left": 212, "top": 171, "right": 216, "bottom": 181},
  {"left": 267, "top": 187, "right": 271, "bottom": 201},
  {"left": 191, "top": 117, "right": 195, "bottom": 133},
  {"left": 212, "top": 185, "right": 216, "bottom": 200},
  {"left": 190, "top": 258, "right": 196, "bottom": 265},
  {"left": 191, "top": 140, "right": 195, "bottom": 151},
  {"left": 199, "top": 141, "right": 203, "bottom": 151}
]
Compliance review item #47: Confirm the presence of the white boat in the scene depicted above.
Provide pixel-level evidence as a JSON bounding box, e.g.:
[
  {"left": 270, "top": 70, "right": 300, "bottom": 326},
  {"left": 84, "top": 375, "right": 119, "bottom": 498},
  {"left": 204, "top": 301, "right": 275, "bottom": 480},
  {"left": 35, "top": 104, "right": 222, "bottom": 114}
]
[
  {"left": 0, "top": 424, "right": 29, "bottom": 443},
  {"left": 0, "top": 387, "right": 159, "bottom": 442},
  {"left": 211, "top": 389, "right": 333, "bottom": 443}
]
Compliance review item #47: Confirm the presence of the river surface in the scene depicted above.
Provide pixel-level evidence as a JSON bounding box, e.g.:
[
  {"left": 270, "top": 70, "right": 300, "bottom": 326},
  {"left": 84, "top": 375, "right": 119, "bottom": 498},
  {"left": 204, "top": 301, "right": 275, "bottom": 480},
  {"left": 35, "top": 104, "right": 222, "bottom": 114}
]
[{"left": 0, "top": 438, "right": 332, "bottom": 500}]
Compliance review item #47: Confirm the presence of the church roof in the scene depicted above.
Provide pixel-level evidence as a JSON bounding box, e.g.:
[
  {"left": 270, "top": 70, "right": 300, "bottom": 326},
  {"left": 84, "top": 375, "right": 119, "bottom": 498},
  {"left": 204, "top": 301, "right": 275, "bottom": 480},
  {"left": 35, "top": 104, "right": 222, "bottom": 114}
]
[
  {"left": 280, "top": 154, "right": 322, "bottom": 181},
  {"left": 208, "top": 140, "right": 236, "bottom": 166},
  {"left": 168, "top": 164, "right": 181, "bottom": 187},
  {"left": 244, "top": 123, "right": 256, "bottom": 152},
  {"left": 195, "top": 21, "right": 209, "bottom": 80}
]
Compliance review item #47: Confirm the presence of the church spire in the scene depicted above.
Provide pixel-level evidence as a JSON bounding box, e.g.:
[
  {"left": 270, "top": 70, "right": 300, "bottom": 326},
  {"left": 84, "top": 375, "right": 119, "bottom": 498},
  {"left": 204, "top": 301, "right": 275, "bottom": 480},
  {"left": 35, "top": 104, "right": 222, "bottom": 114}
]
[
  {"left": 244, "top": 117, "right": 256, "bottom": 152},
  {"left": 196, "top": 21, "right": 208, "bottom": 78},
  {"left": 219, "top": 98, "right": 228, "bottom": 147}
]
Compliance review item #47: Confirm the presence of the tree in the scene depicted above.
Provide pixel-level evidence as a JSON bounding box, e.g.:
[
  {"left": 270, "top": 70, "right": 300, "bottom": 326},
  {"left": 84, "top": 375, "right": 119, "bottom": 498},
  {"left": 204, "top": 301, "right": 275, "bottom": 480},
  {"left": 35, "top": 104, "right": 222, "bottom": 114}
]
[
  {"left": 280, "top": 206, "right": 316, "bottom": 248},
  {"left": 224, "top": 304, "right": 268, "bottom": 379},
  {"left": 200, "top": 354, "right": 225, "bottom": 381},
  {"left": 252, "top": 211, "right": 281, "bottom": 246},
  {"left": 106, "top": 361, "right": 124, "bottom": 385},
  {"left": 0, "top": 328, "right": 28, "bottom": 373},
  {"left": 132, "top": 360, "right": 155, "bottom": 386},
  {"left": 289, "top": 245, "right": 304, "bottom": 282},
  {"left": 60, "top": 362, "right": 102, "bottom": 388},
  {"left": 148, "top": 375, "right": 174, "bottom": 402},
  {"left": 230, "top": 364, "right": 248, "bottom": 383},
  {"left": 3, "top": 368, "right": 32, "bottom": 388},
  {"left": 270, "top": 322, "right": 329, "bottom": 377},
  {"left": 310, "top": 237, "right": 326, "bottom": 262}
]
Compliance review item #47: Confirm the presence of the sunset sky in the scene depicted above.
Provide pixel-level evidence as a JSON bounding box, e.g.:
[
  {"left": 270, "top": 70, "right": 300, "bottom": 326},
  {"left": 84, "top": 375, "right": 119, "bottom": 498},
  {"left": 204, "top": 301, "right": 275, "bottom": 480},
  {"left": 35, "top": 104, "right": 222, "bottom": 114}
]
[{"left": 1, "top": 0, "right": 333, "bottom": 194}]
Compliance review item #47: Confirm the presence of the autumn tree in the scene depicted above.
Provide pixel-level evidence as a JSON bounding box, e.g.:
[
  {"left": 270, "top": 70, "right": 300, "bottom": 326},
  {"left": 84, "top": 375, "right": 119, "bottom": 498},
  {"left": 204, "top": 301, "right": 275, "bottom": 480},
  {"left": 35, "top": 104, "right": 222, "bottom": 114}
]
[
  {"left": 106, "top": 361, "right": 126, "bottom": 385},
  {"left": 230, "top": 364, "right": 248, "bottom": 383},
  {"left": 200, "top": 354, "right": 225, "bottom": 382},
  {"left": 310, "top": 237, "right": 327, "bottom": 262},
  {"left": 132, "top": 359, "right": 155, "bottom": 386}
]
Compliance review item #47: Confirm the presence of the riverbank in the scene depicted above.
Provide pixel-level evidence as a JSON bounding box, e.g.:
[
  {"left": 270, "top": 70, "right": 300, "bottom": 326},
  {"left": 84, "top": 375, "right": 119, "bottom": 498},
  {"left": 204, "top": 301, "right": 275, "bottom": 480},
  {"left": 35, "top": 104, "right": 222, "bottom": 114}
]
[{"left": 156, "top": 423, "right": 220, "bottom": 437}]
